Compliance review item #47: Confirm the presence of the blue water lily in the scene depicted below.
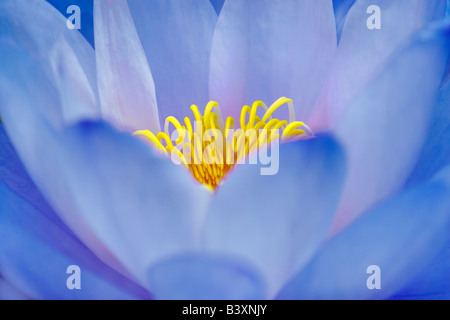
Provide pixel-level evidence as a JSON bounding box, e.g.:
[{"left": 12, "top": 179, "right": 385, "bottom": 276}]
[{"left": 0, "top": 0, "right": 450, "bottom": 300}]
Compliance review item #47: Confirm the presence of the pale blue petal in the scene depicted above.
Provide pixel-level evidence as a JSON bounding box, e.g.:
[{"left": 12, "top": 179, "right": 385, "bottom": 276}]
[
  {"left": 148, "top": 254, "right": 265, "bottom": 300},
  {"left": 406, "top": 78, "right": 450, "bottom": 186},
  {"left": 311, "top": 0, "right": 447, "bottom": 130},
  {"left": 0, "top": 40, "right": 209, "bottom": 286},
  {"left": 0, "top": 40, "right": 123, "bottom": 273},
  {"left": 127, "top": 0, "right": 217, "bottom": 122},
  {"left": 94, "top": 0, "right": 160, "bottom": 133},
  {"left": 0, "top": 183, "right": 151, "bottom": 300},
  {"left": 203, "top": 136, "right": 346, "bottom": 297},
  {"left": 0, "top": 124, "right": 70, "bottom": 232},
  {"left": 391, "top": 247, "right": 450, "bottom": 300},
  {"left": 209, "top": 0, "right": 337, "bottom": 121},
  {"left": 0, "top": 0, "right": 100, "bottom": 126},
  {"left": 332, "top": 22, "right": 450, "bottom": 232},
  {"left": 0, "top": 277, "right": 28, "bottom": 300},
  {"left": 332, "top": 0, "right": 356, "bottom": 44},
  {"left": 46, "top": 0, "right": 95, "bottom": 48},
  {"left": 277, "top": 165, "right": 450, "bottom": 300},
  {"left": 210, "top": 0, "right": 225, "bottom": 15}
]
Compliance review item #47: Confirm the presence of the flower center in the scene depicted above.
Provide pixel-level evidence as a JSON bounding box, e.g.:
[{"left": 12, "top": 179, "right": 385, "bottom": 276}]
[{"left": 134, "top": 97, "right": 313, "bottom": 190}]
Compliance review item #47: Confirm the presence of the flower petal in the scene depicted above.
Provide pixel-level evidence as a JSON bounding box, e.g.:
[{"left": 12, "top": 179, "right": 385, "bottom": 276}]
[
  {"left": 203, "top": 136, "right": 346, "bottom": 297},
  {"left": 0, "top": 39, "right": 123, "bottom": 275},
  {"left": 0, "top": 0, "right": 100, "bottom": 126},
  {"left": 332, "top": 22, "right": 450, "bottom": 232},
  {"left": 210, "top": 0, "right": 225, "bottom": 15},
  {"left": 0, "top": 124, "right": 70, "bottom": 231},
  {"left": 0, "top": 40, "right": 209, "bottom": 286},
  {"left": 0, "top": 277, "right": 28, "bottom": 300},
  {"left": 127, "top": 0, "right": 217, "bottom": 121},
  {"left": 148, "top": 254, "right": 265, "bottom": 300},
  {"left": 209, "top": 0, "right": 337, "bottom": 121},
  {"left": 94, "top": 0, "right": 160, "bottom": 133},
  {"left": 332, "top": 0, "right": 356, "bottom": 44},
  {"left": 277, "top": 165, "right": 450, "bottom": 299},
  {"left": 46, "top": 0, "right": 95, "bottom": 47},
  {"left": 0, "top": 183, "right": 151, "bottom": 299},
  {"left": 391, "top": 247, "right": 450, "bottom": 300},
  {"left": 406, "top": 78, "right": 450, "bottom": 186},
  {"left": 311, "top": 0, "right": 447, "bottom": 130}
]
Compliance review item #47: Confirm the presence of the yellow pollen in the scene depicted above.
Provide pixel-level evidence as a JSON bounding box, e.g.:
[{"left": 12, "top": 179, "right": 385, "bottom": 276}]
[{"left": 134, "top": 97, "right": 313, "bottom": 190}]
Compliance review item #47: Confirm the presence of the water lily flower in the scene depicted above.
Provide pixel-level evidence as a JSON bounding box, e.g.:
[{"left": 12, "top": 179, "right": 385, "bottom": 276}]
[{"left": 0, "top": 0, "right": 450, "bottom": 300}]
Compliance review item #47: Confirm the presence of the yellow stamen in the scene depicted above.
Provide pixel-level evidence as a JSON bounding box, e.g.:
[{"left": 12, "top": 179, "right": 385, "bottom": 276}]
[{"left": 133, "top": 97, "right": 313, "bottom": 190}]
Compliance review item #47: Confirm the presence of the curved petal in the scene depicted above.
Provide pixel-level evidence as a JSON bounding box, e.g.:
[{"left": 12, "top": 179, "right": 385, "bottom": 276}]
[
  {"left": 332, "top": 0, "right": 356, "bottom": 44},
  {"left": 0, "top": 40, "right": 209, "bottom": 286},
  {"left": 277, "top": 165, "right": 450, "bottom": 300},
  {"left": 0, "top": 183, "right": 151, "bottom": 300},
  {"left": 406, "top": 78, "right": 450, "bottom": 186},
  {"left": 0, "top": 39, "right": 124, "bottom": 275},
  {"left": 148, "top": 254, "right": 265, "bottom": 300},
  {"left": 203, "top": 136, "right": 346, "bottom": 297},
  {"left": 332, "top": 22, "right": 450, "bottom": 232},
  {"left": 0, "top": 124, "right": 70, "bottom": 231},
  {"left": 311, "top": 0, "right": 447, "bottom": 130},
  {"left": 0, "top": 277, "right": 28, "bottom": 300},
  {"left": 209, "top": 0, "right": 337, "bottom": 121},
  {"left": 94, "top": 0, "right": 160, "bottom": 133},
  {"left": 210, "top": 0, "right": 225, "bottom": 15},
  {"left": 127, "top": 0, "right": 217, "bottom": 121},
  {"left": 59, "top": 121, "right": 210, "bottom": 285},
  {"left": 46, "top": 0, "right": 95, "bottom": 47},
  {"left": 0, "top": 0, "right": 100, "bottom": 126},
  {"left": 391, "top": 247, "right": 450, "bottom": 300}
]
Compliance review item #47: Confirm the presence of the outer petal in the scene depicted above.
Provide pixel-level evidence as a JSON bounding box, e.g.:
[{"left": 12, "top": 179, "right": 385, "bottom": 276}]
[
  {"left": 0, "top": 40, "right": 209, "bottom": 287},
  {"left": 0, "top": 277, "right": 28, "bottom": 300},
  {"left": 332, "top": 0, "right": 356, "bottom": 44},
  {"left": 94, "top": 0, "right": 160, "bottom": 133},
  {"left": 127, "top": 0, "right": 217, "bottom": 121},
  {"left": 0, "top": 124, "right": 70, "bottom": 232},
  {"left": 0, "top": 183, "right": 151, "bottom": 300},
  {"left": 391, "top": 247, "right": 450, "bottom": 300},
  {"left": 46, "top": 0, "right": 95, "bottom": 47},
  {"left": 210, "top": 0, "right": 225, "bottom": 15},
  {"left": 332, "top": 23, "right": 450, "bottom": 232},
  {"left": 148, "top": 254, "right": 265, "bottom": 300},
  {"left": 0, "top": 0, "right": 100, "bottom": 126},
  {"left": 203, "top": 136, "right": 346, "bottom": 297},
  {"left": 209, "top": 0, "right": 337, "bottom": 121},
  {"left": 311, "top": 0, "right": 447, "bottom": 130},
  {"left": 406, "top": 78, "right": 450, "bottom": 186},
  {"left": 277, "top": 166, "right": 450, "bottom": 300}
]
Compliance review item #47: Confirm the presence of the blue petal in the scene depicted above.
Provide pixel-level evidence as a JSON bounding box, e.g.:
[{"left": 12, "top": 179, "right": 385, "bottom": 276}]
[
  {"left": 45, "top": 0, "right": 94, "bottom": 48},
  {"left": 311, "top": 0, "right": 447, "bottom": 130},
  {"left": 391, "top": 247, "right": 450, "bottom": 299},
  {"left": 0, "top": 124, "right": 70, "bottom": 233},
  {"left": 210, "top": 0, "right": 225, "bottom": 15},
  {"left": 0, "top": 276, "right": 28, "bottom": 300},
  {"left": 0, "top": 0, "right": 100, "bottom": 126},
  {"left": 94, "top": 0, "right": 160, "bottom": 133},
  {"left": 0, "top": 39, "right": 209, "bottom": 286},
  {"left": 209, "top": 0, "right": 337, "bottom": 121},
  {"left": 406, "top": 78, "right": 450, "bottom": 186},
  {"left": 127, "top": 0, "right": 218, "bottom": 122},
  {"left": 277, "top": 166, "right": 450, "bottom": 300},
  {"left": 148, "top": 254, "right": 265, "bottom": 300},
  {"left": 331, "top": 22, "right": 450, "bottom": 232},
  {"left": 332, "top": 0, "right": 356, "bottom": 44},
  {"left": 0, "top": 183, "right": 151, "bottom": 299},
  {"left": 203, "top": 136, "right": 346, "bottom": 297}
]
